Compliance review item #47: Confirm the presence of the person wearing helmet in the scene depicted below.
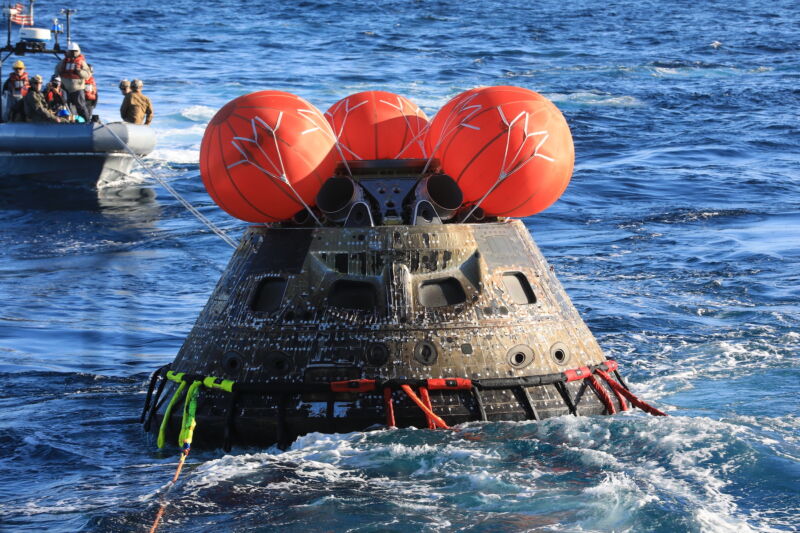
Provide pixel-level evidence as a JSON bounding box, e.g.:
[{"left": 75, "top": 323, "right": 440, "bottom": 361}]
[
  {"left": 23, "top": 75, "right": 62, "bottom": 123},
  {"left": 45, "top": 75, "right": 68, "bottom": 114},
  {"left": 120, "top": 78, "right": 153, "bottom": 125},
  {"left": 2, "top": 60, "right": 30, "bottom": 122},
  {"left": 84, "top": 63, "right": 98, "bottom": 114},
  {"left": 119, "top": 79, "right": 131, "bottom": 95},
  {"left": 54, "top": 41, "right": 91, "bottom": 121}
]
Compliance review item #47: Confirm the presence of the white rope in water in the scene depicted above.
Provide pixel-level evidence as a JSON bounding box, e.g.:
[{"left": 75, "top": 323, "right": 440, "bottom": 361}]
[{"left": 98, "top": 121, "right": 238, "bottom": 249}]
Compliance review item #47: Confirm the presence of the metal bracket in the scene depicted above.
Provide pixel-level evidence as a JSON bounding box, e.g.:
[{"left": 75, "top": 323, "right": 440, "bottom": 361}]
[{"left": 411, "top": 199, "right": 443, "bottom": 226}]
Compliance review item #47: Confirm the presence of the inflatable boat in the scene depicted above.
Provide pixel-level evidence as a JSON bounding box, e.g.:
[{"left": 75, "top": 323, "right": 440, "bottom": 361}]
[
  {"left": 1, "top": 4, "right": 156, "bottom": 188},
  {"left": 0, "top": 121, "right": 155, "bottom": 187}
]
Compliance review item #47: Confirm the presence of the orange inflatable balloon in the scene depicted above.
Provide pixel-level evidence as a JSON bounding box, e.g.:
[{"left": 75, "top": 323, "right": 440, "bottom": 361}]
[
  {"left": 424, "top": 87, "right": 481, "bottom": 156},
  {"left": 325, "top": 91, "right": 428, "bottom": 160},
  {"left": 428, "top": 86, "right": 574, "bottom": 218},
  {"left": 200, "top": 91, "right": 338, "bottom": 223}
]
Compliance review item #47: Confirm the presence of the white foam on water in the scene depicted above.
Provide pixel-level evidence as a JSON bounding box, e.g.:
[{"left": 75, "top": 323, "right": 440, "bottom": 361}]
[
  {"left": 634, "top": 334, "right": 794, "bottom": 401},
  {"left": 581, "top": 472, "right": 658, "bottom": 530},
  {"left": 180, "top": 105, "right": 217, "bottom": 122},
  {"left": 652, "top": 67, "right": 682, "bottom": 76},
  {"left": 153, "top": 124, "right": 207, "bottom": 138},
  {"left": 168, "top": 413, "right": 782, "bottom": 532},
  {"left": 547, "top": 91, "right": 642, "bottom": 107},
  {"left": 581, "top": 416, "right": 761, "bottom": 531},
  {"left": 148, "top": 148, "right": 200, "bottom": 164}
]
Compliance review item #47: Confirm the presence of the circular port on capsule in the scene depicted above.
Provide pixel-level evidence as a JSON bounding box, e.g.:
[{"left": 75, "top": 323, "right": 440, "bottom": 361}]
[
  {"left": 550, "top": 343, "right": 570, "bottom": 365},
  {"left": 265, "top": 351, "right": 292, "bottom": 375},
  {"left": 414, "top": 341, "right": 438, "bottom": 365},
  {"left": 222, "top": 351, "right": 243, "bottom": 372},
  {"left": 507, "top": 345, "right": 534, "bottom": 369},
  {"left": 365, "top": 343, "right": 390, "bottom": 366}
]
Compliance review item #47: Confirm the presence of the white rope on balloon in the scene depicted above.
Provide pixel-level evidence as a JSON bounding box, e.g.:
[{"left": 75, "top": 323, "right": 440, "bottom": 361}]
[
  {"left": 229, "top": 113, "right": 323, "bottom": 226},
  {"left": 460, "top": 107, "right": 553, "bottom": 222},
  {"left": 420, "top": 92, "right": 483, "bottom": 178},
  {"left": 378, "top": 96, "right": 428, "bottom": 159},
  {"left": 324, "top": 98, "right": 368, "bottom": 162},
  {"left": 301, "top": 107, "right": 354, "bottom": 180}
]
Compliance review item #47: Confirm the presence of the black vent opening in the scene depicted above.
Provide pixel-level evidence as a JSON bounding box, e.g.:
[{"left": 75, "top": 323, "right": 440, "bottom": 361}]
[
  {"left": 252, "top": 278, "right": 288, "bottom": 313},
  {"left": 328, "top": 280, "right": 379, "bottom": 311},
  {"left": 502, "top": 272, "right": 536, "bottom": 305},
  {"left": 419, "top": 277, "right": 466, "bottom": 307}
]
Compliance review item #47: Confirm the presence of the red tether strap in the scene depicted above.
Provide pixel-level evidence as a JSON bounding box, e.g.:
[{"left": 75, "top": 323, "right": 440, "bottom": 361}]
[
  {"left": 598, "top": 360, "right": 626, "bottom": 409},
  {"left": 426, "top": 378, "right": 473, "bottom": 390},
  {"left": 586, "top": 374, "right": 616, "bottom": 415},
  {"left": 595, "top": 369, "right": 667, "bottom": 417},
  {"left": 383, "top": 387, "right": 396, "bottom": 427},
  {"left": 419, "top": 387, "right": 436, "bottom": 429},
  {"left": 564, "top": 366, "right": 592, "bottom": 382},
  {"left": 330, "top": 379, "right": 377, "bottom": 393},
  {"left": 400, "top": 384, "right": 449, "bottom": 429}
]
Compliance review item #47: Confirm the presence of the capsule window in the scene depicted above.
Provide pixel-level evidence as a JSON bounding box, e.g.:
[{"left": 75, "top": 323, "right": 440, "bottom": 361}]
[
  {"left": 328, "top": 280, "right": 379, "bottom": 311},
  {"left": 418, "top": 277, "right": 466, "bottom": 308},
  {"left": 502, "top": 272, "right": 536, "bottom": 305},
  {"left": 251, "top": 278, "right": 288, "bottom": 313}
]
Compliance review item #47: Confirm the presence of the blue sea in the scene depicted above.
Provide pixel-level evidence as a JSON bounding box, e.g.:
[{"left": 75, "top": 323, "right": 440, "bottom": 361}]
[{"left": 1, "top": 0, "right": 798, "bottom": 531}]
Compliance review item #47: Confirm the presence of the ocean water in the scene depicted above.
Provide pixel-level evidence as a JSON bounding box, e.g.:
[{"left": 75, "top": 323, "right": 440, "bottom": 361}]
[{"left": 1, "top": 0, "right": 798, "bottom": 531}]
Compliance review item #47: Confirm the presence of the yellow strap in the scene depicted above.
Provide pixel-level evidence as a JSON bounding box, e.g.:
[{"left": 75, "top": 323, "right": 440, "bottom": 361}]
[
  {"left": 203, "top": 375, "right": 235, "bottom": 393},
  {"left": 157, "top": 372, "right": 235, "bottom": 449},
  {"left": 165, "top": 370, "right": 185, "bottom": 383},
  {"left": 179, "top": 380, "right": 202, "bottom": 447}
]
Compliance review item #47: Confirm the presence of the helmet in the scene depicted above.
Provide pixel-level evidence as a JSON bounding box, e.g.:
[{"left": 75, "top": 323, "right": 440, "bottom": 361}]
[
  {"left": 57, "top": 108, "right": 70, "bottom": 118},
  {"left": 118, "top": 79, "right": 130, "bottom": 89},
  {"left": 12, "top": 60, "right": 24, "bottom": 69},
  {"left": 51, "top": 75, "right": 62, "bottom": 83},
  {"left": 131, "top": 78, "right": 143, "bottom": 89},
  {"left": 67, "top": 41, "right": 80, "bottom": 53}
]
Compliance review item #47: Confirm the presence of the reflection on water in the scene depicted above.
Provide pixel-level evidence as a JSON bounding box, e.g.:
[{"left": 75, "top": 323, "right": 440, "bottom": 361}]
[
  {"left": 0, "top": 178, "right": 160, "bottom": 223},
  {"left": 97, "top": 183, "right": 161, "bottom": 229}
]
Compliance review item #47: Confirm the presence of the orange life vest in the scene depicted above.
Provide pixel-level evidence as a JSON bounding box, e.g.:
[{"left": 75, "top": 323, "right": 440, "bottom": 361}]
[
  {"left": 46, "top": 88, "right": 66, "bottom": 106},
  {"left": 60, "top": 54, "right": 86, "bottom": 79},
  {"left": 85, "top": 75, "right": 97, "bottom": 101},
  {"left": 7, "top": 71, "right": 29, "bottom": 97}
]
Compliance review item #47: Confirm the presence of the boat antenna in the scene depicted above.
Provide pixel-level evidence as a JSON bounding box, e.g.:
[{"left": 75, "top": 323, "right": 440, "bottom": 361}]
[{"left": 60, "top": 7, "right": 75, "bottom": 44}]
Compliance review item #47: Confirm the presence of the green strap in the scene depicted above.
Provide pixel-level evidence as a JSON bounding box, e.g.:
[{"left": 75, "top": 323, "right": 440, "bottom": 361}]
[
  {"left": 179, "top": 380, "right": 203, "bottom": 447},
  {"left": 157, "top": 380, "right": 187, "bottom": 448},
  {"left": 156, "top": 372, "right": 235, "bottom": 449}
]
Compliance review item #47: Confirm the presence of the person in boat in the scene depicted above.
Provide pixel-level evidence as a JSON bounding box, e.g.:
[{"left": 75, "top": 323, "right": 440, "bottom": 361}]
[
  {"left": 54, "top": 41, "right": 92, "bottom": 122},
  {"left": 119, "top": 79, "right": 131, "bottom": 95},
  {"left": 120, "top": 79, "right": 153, "bottom": 125},
  {"left": 44, "top": 75, "right": 68, "bottom": 113},
  {"left": 84, "top": 64, "right": 98, "bottom": 116},
  {"left": 2, "top": 60, "right": 30, "bottom": 122},
  {"left": 23, "top": 75, "right": 62, "bottom": 123}
]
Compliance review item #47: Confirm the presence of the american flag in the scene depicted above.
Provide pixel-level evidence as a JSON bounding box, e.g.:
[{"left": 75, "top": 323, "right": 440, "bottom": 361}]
[{"left": 9, "top": 3, "right": 33, "bottom": 26}]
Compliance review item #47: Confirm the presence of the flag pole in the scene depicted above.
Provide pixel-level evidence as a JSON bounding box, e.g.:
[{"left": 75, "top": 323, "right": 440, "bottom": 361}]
[{"left": 6, "top": 4, "right": 12, "bottom": 44}]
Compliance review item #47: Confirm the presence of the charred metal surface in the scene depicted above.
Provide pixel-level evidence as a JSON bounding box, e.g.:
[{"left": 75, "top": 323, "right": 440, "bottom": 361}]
[{"left": 151, "top": 217, "right": 621, "bottom": 448}]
